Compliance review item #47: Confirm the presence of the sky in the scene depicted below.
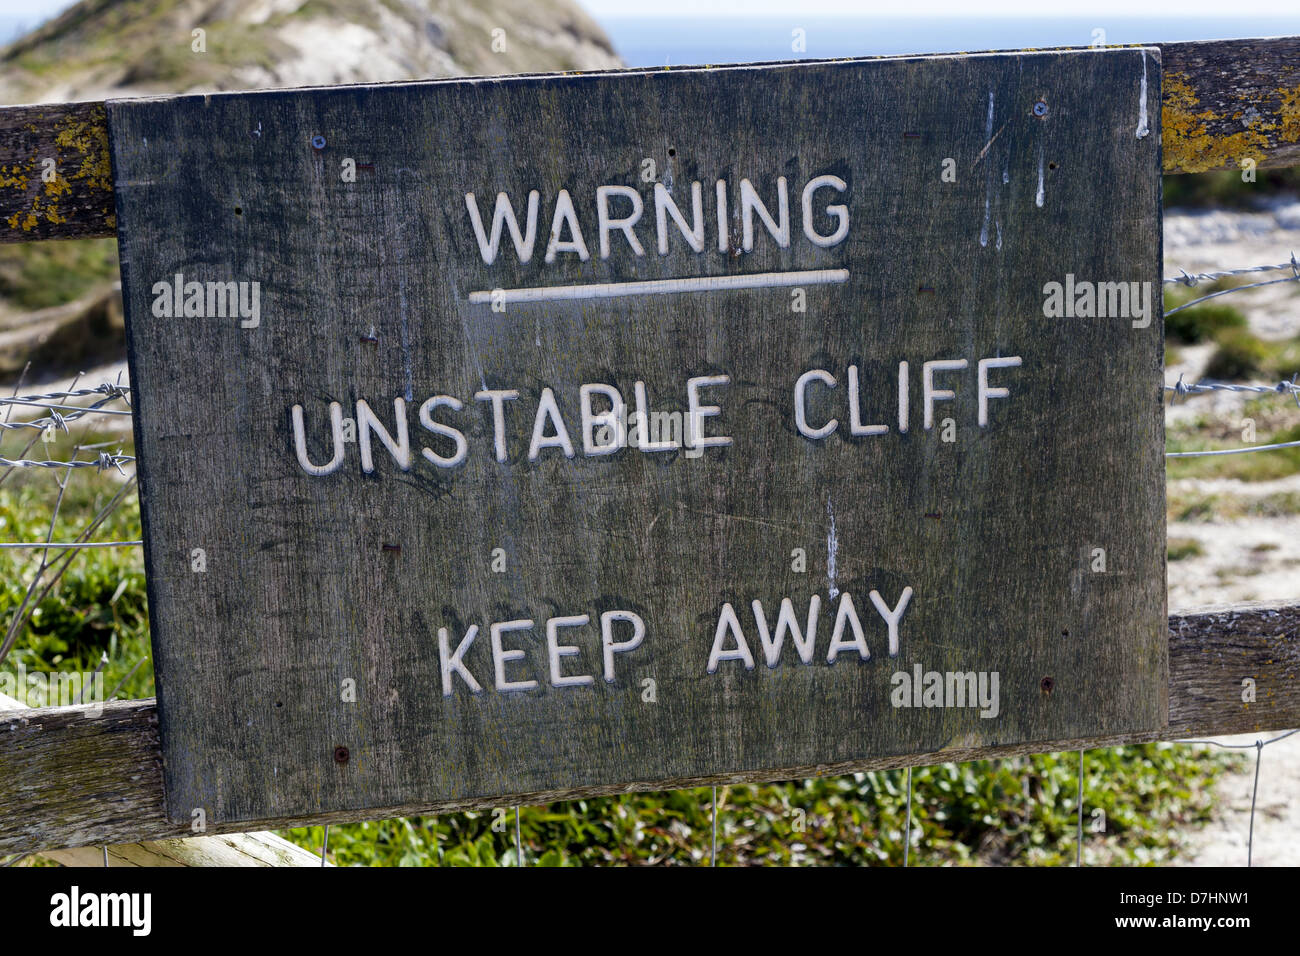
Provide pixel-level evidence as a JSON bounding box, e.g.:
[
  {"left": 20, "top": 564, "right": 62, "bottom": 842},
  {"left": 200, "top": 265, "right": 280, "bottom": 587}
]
[
  {"left": 2, "top": 0, "right": 1299, "bottom": 49},
  {"left": 0, "top": 0, "right": 65, "bottom": 15},
  {"left": 590, "top": 0, "right": 1300, "bottom": 16},
  {"left": 7, "top": 0, "right": 1300, "bottom": 18}
]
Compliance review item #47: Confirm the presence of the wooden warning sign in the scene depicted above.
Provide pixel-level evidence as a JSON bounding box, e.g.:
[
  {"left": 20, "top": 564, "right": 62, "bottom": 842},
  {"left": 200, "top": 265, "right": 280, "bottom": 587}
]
[{"left": 108, "top": 48, "right": 1166, "bottom": 825}]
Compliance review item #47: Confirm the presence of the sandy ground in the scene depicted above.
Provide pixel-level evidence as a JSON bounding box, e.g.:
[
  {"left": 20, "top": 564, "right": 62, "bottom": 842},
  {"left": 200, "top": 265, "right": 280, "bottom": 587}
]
[
  {"left": 1176, "top": 732, "right": 1300, "bottom": 867},
  {"left": 1164, "top": 201, "right": 1300, "bottom": 867}
]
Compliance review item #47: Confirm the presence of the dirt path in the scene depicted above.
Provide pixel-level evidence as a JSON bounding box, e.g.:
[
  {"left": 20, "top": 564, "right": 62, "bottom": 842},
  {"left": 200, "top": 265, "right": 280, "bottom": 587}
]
[
  {"left": 1176, "top": 732, "right": 1300, "bottom": 866},
  {"left": 1165, "top": 203, "right": 1300, "bottom": 866}
]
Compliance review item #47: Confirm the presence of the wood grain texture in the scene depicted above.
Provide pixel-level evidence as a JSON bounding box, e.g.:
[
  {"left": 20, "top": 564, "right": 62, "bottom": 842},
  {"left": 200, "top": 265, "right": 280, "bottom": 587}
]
[
  {"left": 107, "top": 49, "right": 1165, "bottom": 827},
  {"left": 0, "top": 99, "right": 114, "bottom": 242},
  {"left": 1, "top": 699, "right": 167, "bottom": 856},
  {"left": 40, "top": 832, "right": 329, "bottom": 867},
  {"left": 1168, "top": 602, "right": 1300, "bottom": 736},
  {"left": 1160, "top": 37, "right": 1300, "bottom": 174},
  {"left": 0, "top": 691, "right": 327, "bottom": 865},
  {"left": 1, "top": 601, "right": 1296, "bottom": 854},
  {"left": 0, "top": 35, "right": 1295, "bottom": 242}
]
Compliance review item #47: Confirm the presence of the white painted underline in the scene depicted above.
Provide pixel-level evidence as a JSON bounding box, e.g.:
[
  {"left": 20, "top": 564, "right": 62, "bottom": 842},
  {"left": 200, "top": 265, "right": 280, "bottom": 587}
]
[{"left": 468, "top": 269, "right": 850, "bottom": 304}]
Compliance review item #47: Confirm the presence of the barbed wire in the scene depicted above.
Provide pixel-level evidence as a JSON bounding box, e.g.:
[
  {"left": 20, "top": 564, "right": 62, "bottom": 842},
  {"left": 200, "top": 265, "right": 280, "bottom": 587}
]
[
  {"left": 1165, "top": 374, "right": 1300, "bottom": 456},
  {"left": 1164, "top": 254, "right": 1300, "bottom": 316},
  {"left": 0, "top": 383, "right": 131, "bottom": 406},
  {"left": 1166, "top": 376, "right": 1300, "bottom": 402},
  {"left": 0, "top": 452, "right": 134, "bottom": 473},
  {"left": 0, "top": 382, "right": 133, "bottom": 434},
  {"left": 0, "top": 401, "right": 132, "bottom": 432},
  {"left": 1165, "top": 254, "right": 1300, "bottom": 287}
]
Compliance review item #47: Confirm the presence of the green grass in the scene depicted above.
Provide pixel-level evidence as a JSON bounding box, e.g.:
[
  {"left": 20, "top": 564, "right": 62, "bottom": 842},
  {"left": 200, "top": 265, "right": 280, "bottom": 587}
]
[
  {"left": 1167, "top": 487, "right": 1300, "bottom": 524},
  {"left": 1161, "top": 283, "right": 1300, "bottom": 382},
  {"left": 1163, "top": 167, "right": 1300, "bottom": 209},
  {"left": 0, "top": 239, "right": 119, "bottom": 312},
  {"left": 1167, "top": 537, "right": 1205, "bottom": 561},
  {"left": 1163, "top": 295, "right": 1247, "bottom": 346},
  {"left": 280, "top": 745, "right": 1243, "bottom": 866},
  {"left": 1247, "top": 491, "right": 1300, "bottom": 517},
  {"left": 0, "top": 442, "right": 152, "bottom": 704},
  {"left": 1167, "top": 490, "right": 1221, "bottom": 523},
  {"left": 1203, "top": 329, "right": 1300, "bottom": 381},
  {"left": 1167, "top": 423, "right": 1300, "bottom": 481},
  {"left": 1203, "top": 328, "right": 1275, "bottom": 380}
]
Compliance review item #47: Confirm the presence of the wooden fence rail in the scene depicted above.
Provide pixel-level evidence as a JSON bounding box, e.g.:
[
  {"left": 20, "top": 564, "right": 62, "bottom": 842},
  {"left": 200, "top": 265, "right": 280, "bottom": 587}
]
[
  {"left": 1, "top": 36, "right": 1299, "bottom": 243},
  {"left": 2, "top": 601, "right": 1297, "bottom": 856},
  {"left": 0, "top": 693, "right": 325, "bottom": 865}
]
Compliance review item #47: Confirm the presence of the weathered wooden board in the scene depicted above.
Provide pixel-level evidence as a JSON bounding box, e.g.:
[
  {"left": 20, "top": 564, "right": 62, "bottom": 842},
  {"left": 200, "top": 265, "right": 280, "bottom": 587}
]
[
  {"left": 0, "top": 100, "right": 115, "bottom": 241},
  {"left": 107, "top": 49, "right": 1166, "bottom": 826},
  {"left": 8, "top": 599, "right": 1294, "bottom": 856},
  {"left": 8, "top": 36, "right": 1297, "bottom": 242}
]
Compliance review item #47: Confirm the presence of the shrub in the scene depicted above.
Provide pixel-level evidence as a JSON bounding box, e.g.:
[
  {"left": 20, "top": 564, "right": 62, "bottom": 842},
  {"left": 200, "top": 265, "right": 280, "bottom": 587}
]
[
  {"left": 1204, "top": 328, "right": 1272, "bottom": 379},
  {"left": 1167, "top": 537, "right": 1204, "bottom": 561},
  {"left": 1163, "top": 301, "right": 1246, "bottom": 344}
]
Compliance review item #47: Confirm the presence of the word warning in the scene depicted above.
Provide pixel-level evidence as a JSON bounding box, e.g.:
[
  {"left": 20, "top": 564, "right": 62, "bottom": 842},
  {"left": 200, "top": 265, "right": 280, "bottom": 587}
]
[{"left": 108, "top": 48, "right": 1167, "bottom": 825}]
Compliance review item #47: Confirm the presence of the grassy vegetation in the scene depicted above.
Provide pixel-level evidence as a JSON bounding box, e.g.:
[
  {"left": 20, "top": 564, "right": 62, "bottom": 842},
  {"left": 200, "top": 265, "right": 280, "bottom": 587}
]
[
  {"left": 1204, "top": 328, "right": 1276, "bottom": 380},
  {"left": 281, "top": 745, "right": 1241, "bottom": 866},
  {"left": 1167, "top": 422, "right": 1300, "bottom": 481},
  {"left": 1204, "top": 330, "right": 1300, "bottom": 381},
  {"left": 1167, "top": 487, "right": 1300, "bottom": 525},
  {"left": 1163, "top": 167, "right": 1300, "bottom": 209},
  {"left": 0, "top": 438, "right": 152, "bottom": 705},
  {"left": 1163, "top": 291, "right": 1247, "bottom": 346},
  {"left": 1167, "top": 537, "right": 1204, "bottom": 561},
  {"left": 0, "top": 239, "right": 118, "bottom": 313},
  {"left": 1162, "top": 278, "right": 1300, "bottom": 383}
]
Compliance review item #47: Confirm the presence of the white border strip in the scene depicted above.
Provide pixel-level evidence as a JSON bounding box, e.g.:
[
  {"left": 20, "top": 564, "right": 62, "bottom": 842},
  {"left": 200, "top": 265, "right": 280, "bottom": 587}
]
[{"left": 468, "top": 269, "right": 850, "bottom": 304}]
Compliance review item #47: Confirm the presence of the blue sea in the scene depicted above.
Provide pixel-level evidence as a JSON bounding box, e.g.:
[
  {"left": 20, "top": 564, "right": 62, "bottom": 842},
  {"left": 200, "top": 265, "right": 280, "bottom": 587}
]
[{"left": 600, "top": 16, "right": 1300, "bottom": 67}]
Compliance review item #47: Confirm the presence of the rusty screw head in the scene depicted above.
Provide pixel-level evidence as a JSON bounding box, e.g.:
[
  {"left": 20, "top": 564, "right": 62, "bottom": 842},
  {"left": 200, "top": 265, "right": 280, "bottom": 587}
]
[
  {"left": 333, "top": 745, "right": 350, "bottom": 764},
  {"left": 1040, "top": 676, "right": 1055, "bottom": 694}
]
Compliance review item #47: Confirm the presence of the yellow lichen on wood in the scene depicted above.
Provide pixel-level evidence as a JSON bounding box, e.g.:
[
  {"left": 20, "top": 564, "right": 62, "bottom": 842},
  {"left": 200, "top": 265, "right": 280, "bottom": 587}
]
[
  {"left": 0, "top": 165, "right": 29, "bottom": 191},
  {"left": 1162, "top": 73, "right": 1271, "bottom": 173},
  {"left": 54, "top": 107, "right": 113, "bottom": 196},
  {"left": 4, "top": 105, "right": 112, "bottom": 234},
  {"left": 1280, "top": 85, "right": 1300, "bottom": 145}
]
